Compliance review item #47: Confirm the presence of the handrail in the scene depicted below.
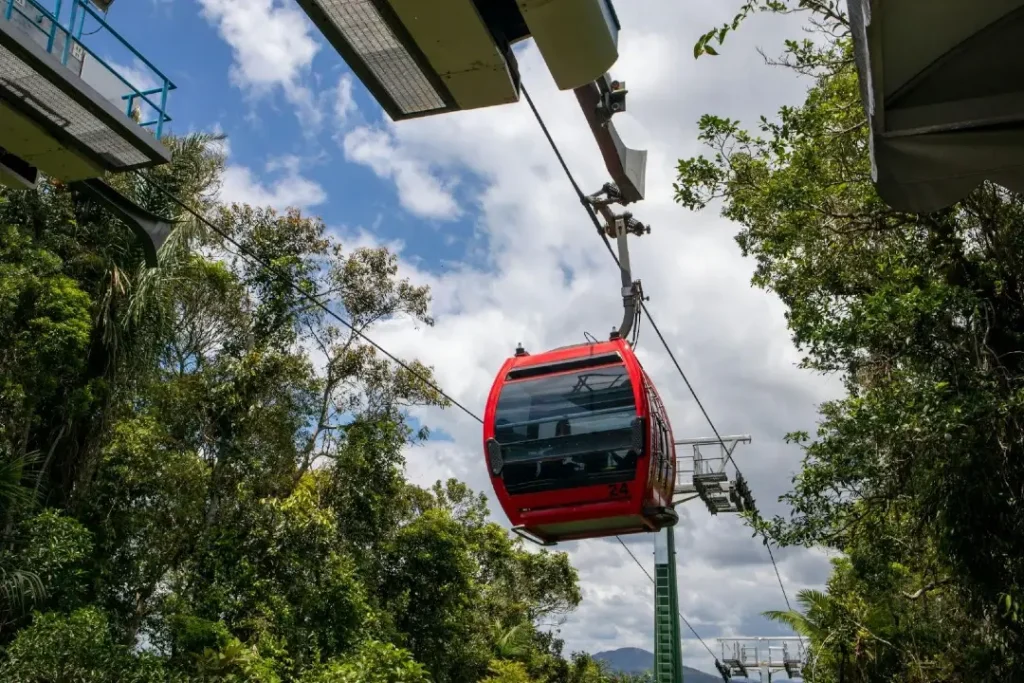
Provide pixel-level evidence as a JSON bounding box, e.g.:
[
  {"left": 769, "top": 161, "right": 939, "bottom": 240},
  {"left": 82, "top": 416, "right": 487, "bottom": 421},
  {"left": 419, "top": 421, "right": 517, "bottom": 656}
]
[
  {"left": 2, "top": 0, "right": 174, "bottom": 139},
  {"left": 64, "top": 0, "right": 175, "bottom": 138},
  {"left": 4, "top": 0, "right": 63, "bottom": 52},
  {"left": 71, "top": 0, "right": 173, "bottom": 86}
]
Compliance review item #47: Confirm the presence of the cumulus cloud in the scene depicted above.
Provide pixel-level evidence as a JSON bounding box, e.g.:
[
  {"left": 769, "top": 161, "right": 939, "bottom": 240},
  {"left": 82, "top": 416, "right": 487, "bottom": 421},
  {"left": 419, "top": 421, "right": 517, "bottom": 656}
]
[
  {"left": 197, "top": 0, "right": 321, "bottom": 125},
  {"left": 334, "top": 72, "right": 357, "bottom": 127},
  {"left": 220, "top": 154, "right": 326, "bottom": 212},
  {"left": 341, "top": 126, "right": 461, "bottom": 221}
]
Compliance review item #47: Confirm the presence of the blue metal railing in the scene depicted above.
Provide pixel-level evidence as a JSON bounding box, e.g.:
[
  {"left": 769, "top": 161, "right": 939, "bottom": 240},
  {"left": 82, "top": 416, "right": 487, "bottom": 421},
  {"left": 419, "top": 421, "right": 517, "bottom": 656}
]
[{"left": 2, "top": 0, "right": 175, "bottom": 138}]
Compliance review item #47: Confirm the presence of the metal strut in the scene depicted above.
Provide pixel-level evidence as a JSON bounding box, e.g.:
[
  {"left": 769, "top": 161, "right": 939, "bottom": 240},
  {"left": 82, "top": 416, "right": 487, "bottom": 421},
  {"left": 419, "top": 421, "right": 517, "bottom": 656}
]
[
  {"left": 585, "top": 182, "right": 650, "bottom": 341},
  {"left": 574, "top": 72, "right": 651, "bottom": 343},
  {"left": 573, "top": 74, "right": 647, "bottom": 203}
]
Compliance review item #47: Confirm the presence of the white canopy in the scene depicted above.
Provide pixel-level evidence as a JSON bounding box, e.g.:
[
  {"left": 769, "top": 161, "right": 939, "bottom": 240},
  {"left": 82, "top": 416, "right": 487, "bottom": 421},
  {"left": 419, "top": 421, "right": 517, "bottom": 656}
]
[{"left": 848, "top": 0, "right": 1024, "bottom": 212}]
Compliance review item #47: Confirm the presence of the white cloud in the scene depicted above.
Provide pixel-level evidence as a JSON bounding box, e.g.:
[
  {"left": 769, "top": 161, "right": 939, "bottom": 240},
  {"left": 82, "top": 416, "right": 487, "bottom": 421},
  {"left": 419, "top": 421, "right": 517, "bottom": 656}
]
[
  {"left": 220, "top": 154, "right": 326, "bottom": 212},
  {"left": 302, "top": 0, "right": 842, "bottom": 674},
  {"left": 197, "top": 0, "right": 321, "bottom": 125},
  {"left": 335, "top": 72, "right": 357, "bottom": 127},
  {"left": 341, "top": 126, "right": 461, "bottom": 221}
]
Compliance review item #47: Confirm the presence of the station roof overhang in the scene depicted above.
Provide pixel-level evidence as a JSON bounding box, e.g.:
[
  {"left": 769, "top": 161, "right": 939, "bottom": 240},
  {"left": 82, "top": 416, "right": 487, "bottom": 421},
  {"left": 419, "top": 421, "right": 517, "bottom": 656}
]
[
  {"left": 293, "top": 0, "right": 520, "bottom": 121},
  {"left": 849, "top": 0, "right": 1024, "bottom": 212},
  {"left": 293, "top": 0, "right": 621, "bottom": 121}
]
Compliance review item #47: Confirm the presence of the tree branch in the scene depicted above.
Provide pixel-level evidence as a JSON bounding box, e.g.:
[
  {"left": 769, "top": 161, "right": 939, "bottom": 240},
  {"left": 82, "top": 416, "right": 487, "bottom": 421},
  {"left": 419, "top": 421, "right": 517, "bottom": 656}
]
[{"left": 903, "top": 578, "right": 952, "bottom": 600}]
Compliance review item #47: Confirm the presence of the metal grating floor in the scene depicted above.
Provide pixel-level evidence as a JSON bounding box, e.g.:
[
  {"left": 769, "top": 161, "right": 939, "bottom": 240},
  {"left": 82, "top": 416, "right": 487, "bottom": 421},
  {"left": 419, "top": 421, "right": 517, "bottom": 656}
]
[
  {"left": 0, "top": 41, "right": 154, "bottom": 170},
  {"left": 317, "top": 0, "right": 446, "bottom": 115}
]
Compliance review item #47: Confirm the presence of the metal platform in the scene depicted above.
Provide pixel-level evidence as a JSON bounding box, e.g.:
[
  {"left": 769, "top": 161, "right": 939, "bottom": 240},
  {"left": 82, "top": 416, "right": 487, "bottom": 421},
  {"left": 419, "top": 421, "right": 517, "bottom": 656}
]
[
  {"left": 720, "top": 638, "right": 806, "bottom": 679},
  {"left": 0, "top": 0, "right": 172, "bottom": 183},
  {"left": 673, "top": 435, "right": 754, "bottom": 515},
  {"left": 718, "top": 637, "right": 808, "bottom": 680}
]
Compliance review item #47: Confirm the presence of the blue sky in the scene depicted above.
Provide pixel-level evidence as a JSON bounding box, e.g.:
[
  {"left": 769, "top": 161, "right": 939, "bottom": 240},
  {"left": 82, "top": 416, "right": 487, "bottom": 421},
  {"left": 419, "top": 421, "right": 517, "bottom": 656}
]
[
  {"left": 45, "top": 0, "right": 850, "bottom": 671},
  {"left": 65, "top": 0, "right": 486, "bottom": 271}
]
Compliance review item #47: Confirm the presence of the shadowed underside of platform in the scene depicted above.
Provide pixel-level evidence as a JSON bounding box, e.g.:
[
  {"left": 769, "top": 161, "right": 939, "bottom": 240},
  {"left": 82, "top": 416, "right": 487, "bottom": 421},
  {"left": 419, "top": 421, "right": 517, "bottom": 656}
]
[{"left": 0, "top": 15, "right": 169, "bottom": 182}]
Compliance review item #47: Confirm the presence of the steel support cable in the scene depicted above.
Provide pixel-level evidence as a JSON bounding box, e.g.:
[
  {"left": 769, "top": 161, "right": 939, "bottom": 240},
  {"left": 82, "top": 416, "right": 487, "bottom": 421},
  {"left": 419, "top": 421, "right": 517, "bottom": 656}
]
[
  {"left": 615, "top": 537, "right": 718, "bottom": 661},
  {"left": 766, "top": 542, "right": 793, "bottom": 612},
  {"left": 521, "top": 83, "right": 793, "bottom": 614}
]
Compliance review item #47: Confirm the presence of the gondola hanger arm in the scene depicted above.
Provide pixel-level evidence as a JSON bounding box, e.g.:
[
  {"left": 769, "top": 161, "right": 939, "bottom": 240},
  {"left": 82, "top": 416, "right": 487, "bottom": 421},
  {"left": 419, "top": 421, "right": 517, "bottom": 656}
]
[
  {"left": 584, "top": 184, "right": 650, "bottom": 342},
  {"left": 573, "top": 73, "right": 651, "bottom": 341}
]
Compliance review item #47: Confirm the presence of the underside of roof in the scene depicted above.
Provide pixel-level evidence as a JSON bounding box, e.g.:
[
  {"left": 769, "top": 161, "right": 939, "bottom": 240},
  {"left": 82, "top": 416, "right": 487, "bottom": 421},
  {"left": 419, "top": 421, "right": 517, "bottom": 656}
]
[{"left": 848, "top": 0, "right": 1024, "bottom": 212}]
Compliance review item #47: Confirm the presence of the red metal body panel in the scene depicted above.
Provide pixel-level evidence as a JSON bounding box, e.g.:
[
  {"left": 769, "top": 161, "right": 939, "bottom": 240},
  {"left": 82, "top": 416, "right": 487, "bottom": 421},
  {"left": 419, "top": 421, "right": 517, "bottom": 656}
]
[{"left": 483, "top": 338, "right": 677, "bottom": 544}]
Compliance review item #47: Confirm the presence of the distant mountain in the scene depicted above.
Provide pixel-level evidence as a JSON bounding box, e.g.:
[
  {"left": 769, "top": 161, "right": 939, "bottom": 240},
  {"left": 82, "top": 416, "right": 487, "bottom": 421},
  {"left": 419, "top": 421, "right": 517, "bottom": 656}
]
[{"left": 591, "top": 648, "right": 729, "bottom": 683}]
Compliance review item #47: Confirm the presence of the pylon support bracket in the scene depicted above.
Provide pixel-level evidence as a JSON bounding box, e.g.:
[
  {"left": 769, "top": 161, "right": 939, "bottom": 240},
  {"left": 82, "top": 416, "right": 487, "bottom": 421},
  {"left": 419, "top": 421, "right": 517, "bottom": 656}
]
[{"left": 574, "top": 74, "right": 647, "bottom": 203}]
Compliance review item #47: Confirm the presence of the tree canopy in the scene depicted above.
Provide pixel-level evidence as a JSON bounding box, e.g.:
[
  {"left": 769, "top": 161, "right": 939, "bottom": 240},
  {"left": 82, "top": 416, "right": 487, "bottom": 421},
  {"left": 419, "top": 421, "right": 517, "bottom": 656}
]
[
  {"left": 0, "top": 134, "right": 637, "bottom": 682},
  {"left": 678, "top": 1, "right": 1024, "bottom": 680}
]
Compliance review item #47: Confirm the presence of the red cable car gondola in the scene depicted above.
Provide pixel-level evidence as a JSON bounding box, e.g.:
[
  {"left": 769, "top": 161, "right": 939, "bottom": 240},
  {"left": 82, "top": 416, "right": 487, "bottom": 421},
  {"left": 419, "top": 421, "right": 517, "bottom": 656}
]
[{"left": 483, "top": 335, "right": 678, "bottom": 545}]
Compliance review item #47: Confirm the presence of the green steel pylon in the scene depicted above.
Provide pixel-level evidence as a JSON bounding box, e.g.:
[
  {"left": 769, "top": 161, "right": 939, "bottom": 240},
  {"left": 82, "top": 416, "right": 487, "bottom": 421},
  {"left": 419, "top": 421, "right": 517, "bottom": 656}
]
[{"left": 653, "top": 527, "right": 683, "bottom": 683}]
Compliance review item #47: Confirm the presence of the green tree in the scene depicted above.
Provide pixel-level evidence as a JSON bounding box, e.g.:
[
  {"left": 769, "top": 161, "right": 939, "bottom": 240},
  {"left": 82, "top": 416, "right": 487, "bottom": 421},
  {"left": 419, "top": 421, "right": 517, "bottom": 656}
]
[
  {"left": 0, "top": 130, "right": 592, "bottom": 682},
  {"left": 0, "top": 607, "right": 169, "bottom": 682},
  {"left": 678, "top": 1, "right": 1024, "bottom": 679},
  {"left": 481, "top": 659, "right": 536, "bottom": 683},
  {"left": 298, "top": 640, "right": 430, "bottom": 683}
]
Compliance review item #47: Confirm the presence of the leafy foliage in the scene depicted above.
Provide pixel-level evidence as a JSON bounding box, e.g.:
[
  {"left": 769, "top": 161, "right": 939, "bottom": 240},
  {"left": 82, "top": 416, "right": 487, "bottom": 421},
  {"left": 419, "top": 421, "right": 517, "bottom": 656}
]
[
  {"left": 0, "top": 607, "right": 169, "bottom": 682},
  {"left": 0, "top": 135, "right": 622, "bottom": 682},
  {"left": 679, "top": 1, "right": 1024, "bottom": 680},
  {"left": 297, "top": 640, "right": 431, "bottom": 683}
]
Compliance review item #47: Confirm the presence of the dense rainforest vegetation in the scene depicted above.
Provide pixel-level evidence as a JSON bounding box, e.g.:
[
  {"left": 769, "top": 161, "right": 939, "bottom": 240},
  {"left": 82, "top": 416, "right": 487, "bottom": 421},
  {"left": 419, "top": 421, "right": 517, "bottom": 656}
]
[
  {"left": 677, "top": 1, "right": 1024, "bottom": 681},
  {"left": 0, "top": 135, "right": 647, "bottom": 682},
  {"left": 6, "top": 1, "right": 1024, "bottom": 681}
]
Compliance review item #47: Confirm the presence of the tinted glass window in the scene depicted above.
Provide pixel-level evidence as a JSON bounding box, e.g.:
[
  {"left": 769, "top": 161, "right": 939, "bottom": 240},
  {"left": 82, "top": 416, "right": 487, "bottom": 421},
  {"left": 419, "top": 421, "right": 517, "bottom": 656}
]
[{"left": 493, "top": 363, "right": 639, "bottom": 494}]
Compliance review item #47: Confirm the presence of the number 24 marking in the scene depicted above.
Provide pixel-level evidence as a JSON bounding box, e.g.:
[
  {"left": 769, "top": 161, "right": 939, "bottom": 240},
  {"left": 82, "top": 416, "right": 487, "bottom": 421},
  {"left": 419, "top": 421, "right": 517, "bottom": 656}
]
[{"left": 608, "top": 483, "right": 629, "bottom": 498}]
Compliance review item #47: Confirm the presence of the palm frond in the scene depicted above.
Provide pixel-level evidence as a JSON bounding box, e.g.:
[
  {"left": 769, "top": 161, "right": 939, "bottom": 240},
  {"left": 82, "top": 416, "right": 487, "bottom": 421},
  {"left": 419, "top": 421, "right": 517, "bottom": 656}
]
[
  {"left": 494, "top": 621, "right": 533, "bottom": 659},
  {"left": 795, "top": 588, "right": 832, "bottom": 613},
  {"left": 0, "top": 566, "right": 46, "bottom": 611},
  {"left": 763, "top": 608, "right": 817, "bottom": 638},
  {"left": 0, "top": 449, "right": 44, "bottom": 518}
]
